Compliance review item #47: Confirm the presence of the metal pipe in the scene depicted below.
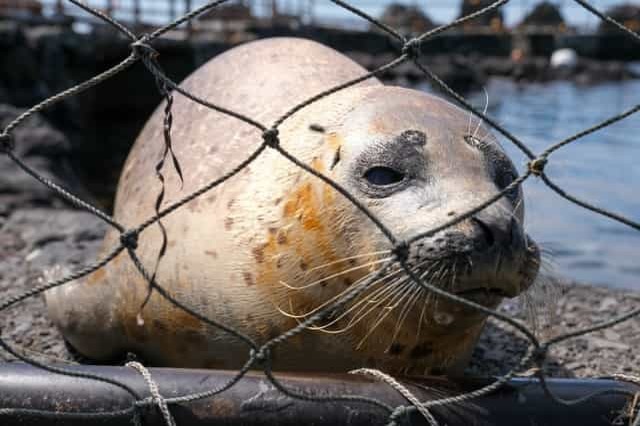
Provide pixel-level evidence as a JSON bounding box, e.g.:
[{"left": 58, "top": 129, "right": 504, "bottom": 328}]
[{"left": 0, "top": 364, "right": 635, "bottom": 425}]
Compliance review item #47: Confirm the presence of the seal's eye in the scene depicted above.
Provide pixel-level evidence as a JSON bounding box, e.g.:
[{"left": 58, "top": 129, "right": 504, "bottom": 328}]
[{"left": 364, "top": 167, "right": 405, "bottom": 186}]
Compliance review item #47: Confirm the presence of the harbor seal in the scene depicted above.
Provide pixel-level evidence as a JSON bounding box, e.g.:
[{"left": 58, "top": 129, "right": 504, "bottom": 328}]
[{"left": 46, "top": 37, "right": 540, "bottom": 376}]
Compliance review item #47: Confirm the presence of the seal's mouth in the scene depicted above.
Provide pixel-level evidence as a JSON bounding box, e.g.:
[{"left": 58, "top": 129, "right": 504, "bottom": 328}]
[{"left": 453, "top": 287, "right": 508, "bottom": 306}]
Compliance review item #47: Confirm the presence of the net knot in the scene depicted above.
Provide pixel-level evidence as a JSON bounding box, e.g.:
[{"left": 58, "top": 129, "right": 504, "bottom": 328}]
[
  {"left": 0, "top": 133, "right": 14, "bottom": 154},
  {"left": 121, "top": 229, "right": 140, "bottom": 250},
  {"left": 250, "top": 347, "right": 271, "bottom": 364},
  {"left": 262, "top": 128, "right": 280, "bottom": 149},
  {"left": 528, "top": 156, "right": 548, "bottom": 176},
  {"left": 392, "top": 241, "right": 410, "bottom": 262},
  {"left": 402, "top": 38, "right": 422, "bottom": 60},
  {"left": 532, "top": 345, "right": 548, "bottom": 366},
  {"left": 388, "top": 406, "right": 411, "bottom": 426},
  {"left": 131, "top": 36, "right": 159, "bottom": 60}
]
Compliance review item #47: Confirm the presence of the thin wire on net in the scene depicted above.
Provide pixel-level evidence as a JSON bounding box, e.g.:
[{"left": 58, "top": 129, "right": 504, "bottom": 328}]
[{"left": 0, "top": 0, "right": 639, "bottom": 424}]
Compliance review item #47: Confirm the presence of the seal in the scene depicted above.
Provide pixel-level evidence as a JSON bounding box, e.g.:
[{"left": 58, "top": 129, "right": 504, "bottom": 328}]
[{"left": 46, "top": 37, "right": 540, "bottom": 376}]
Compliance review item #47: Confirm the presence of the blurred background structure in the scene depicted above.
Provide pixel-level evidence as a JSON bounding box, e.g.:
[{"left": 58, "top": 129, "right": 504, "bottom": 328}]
[{"left": 0, "top": 1, "right": 639, "bottom": 34}]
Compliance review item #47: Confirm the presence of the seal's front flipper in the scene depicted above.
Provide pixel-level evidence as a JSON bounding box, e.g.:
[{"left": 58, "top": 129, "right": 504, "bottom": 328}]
[{"left": 44, "top": 261, "right": 126, "bottom": 363}]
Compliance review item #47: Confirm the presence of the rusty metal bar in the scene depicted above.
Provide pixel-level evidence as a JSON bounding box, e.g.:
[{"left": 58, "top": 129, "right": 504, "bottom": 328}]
[{"left": 0, "top": 363, "right": 635, "bottom": 425}]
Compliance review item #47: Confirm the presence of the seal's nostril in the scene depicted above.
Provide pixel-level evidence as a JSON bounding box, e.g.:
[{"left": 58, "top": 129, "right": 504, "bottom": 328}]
[{"left": 471, "top": 217, "right": 495, "bottom": 248}]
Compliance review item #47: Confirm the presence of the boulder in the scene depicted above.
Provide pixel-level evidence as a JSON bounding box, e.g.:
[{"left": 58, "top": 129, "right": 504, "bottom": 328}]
[{"left": 0, "top": 104, "right": 91, "bottom": 215}]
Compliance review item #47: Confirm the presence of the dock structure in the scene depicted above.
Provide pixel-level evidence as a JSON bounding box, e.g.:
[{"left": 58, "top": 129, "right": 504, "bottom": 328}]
[{"left": 0, "top": 1, "right": 638, "bottom": 66}]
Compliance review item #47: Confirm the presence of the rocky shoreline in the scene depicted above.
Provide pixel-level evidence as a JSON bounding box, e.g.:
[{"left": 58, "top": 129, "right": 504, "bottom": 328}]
[{"left": 1, "top": 107, "right": 638, "bottom": 379}]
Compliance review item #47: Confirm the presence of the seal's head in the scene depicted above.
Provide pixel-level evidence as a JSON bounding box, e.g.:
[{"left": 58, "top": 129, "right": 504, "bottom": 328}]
[{"left": 269, "top": 86, "right": 540, "bottom": 375}]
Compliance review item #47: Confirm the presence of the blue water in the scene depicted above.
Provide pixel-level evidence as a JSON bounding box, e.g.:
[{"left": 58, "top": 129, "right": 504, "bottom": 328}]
[{"left": 452, "top": 79, "right": 640, "bottom": 289}]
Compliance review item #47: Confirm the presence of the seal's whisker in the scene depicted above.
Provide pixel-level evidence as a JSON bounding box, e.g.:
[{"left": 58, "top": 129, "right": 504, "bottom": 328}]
[
  {"left": 433, "top": 262, "right": 449, "bottom": 287},
  {"left": 388, "top": 284, "right": 423, "bottom": 349},
  {"left": 310, "top": 278, "right": 409, "bottom": 334},
  {"left": 274, "top": 279, "right": 368, "bottom": 320},
  {"left": 355, "top": 282, "right": 413, "bottom": 350},
  {"left": 537, "top": 244, "right": 557, "bottom": 267},
  {"left": 416, "top": 299, "right": 428, "bottom": 342},
  {"left": 494, "top": 198, "right": 525, "bottom": 228},
  {"left": 432, "top": 263, "right": 453, "bottom": 312},
  {"left": 518, "top": 256, "right": 560, "bottom": 335},
  {"left": 308, "top": 273, "right": 406, "bottom": 331},
  {"left": 355, "top": 274, "right": 406, "bottom": 305},
  {"left": 275, "top": 264, "right": 402, "bottom": 320},
  {"left": 413, "top": 262, "right": 441, "bottom": 343},
  {"left": 274, "top": 272, "right": 374, "bottom": 320},
  {"left": 448, "top": 258, "right": 459, "bottom": 292},
  {"left": 278, "top": 257, "right": 393, "bottom": 291},
  {"left": 467, "top": 100, "right": 474, "bottom": 136},
  {"left": 472, "top": 86, "right": 490, "bottom": 140},
  {"left": 306, "top": 250, "right": 392, "bottom": 273}
]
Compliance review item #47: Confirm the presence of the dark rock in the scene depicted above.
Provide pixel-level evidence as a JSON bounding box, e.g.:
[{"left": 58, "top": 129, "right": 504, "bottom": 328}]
[
  {"left": 0, "top": 23, "right": 48, "bottom": 107},
  {"left": 0, "top": 105, "right": 69, "bottom": 158},
  {"left": 0, "top": 104, "right": 92, "bottom": 214}
]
